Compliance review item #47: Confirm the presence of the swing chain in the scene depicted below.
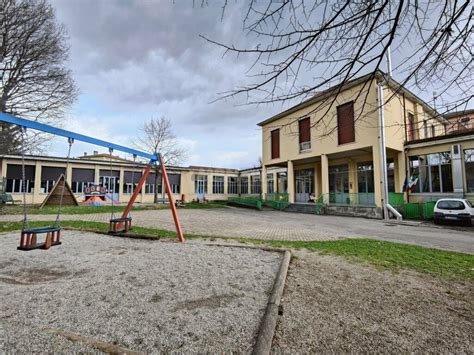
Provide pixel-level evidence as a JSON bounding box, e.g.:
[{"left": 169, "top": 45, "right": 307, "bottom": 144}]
[
  {"left": 128, "top": 154, "right": 137, "bottom": 218},
  {"left": 109, "top": 148, "right": 115, "bottom": 219},
  {"left": 55, "top": 137, "right": 74, "bottom": 226},
  {"left": 20, "top": 127, "right": 29, "bottom": 231}
]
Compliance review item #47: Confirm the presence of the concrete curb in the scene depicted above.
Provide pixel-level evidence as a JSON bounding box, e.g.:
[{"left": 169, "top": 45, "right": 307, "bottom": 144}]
[{"left": 252, "top": 250, "right": 291, "bottom": 355}]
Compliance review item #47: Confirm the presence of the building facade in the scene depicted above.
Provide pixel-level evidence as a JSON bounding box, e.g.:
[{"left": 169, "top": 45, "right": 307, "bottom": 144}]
[
  {"left": 257, "top": 71, "right": 474, "bottom": 217},
  {"left": 0, "top": 153, "right": 247, "bottom": 205}
]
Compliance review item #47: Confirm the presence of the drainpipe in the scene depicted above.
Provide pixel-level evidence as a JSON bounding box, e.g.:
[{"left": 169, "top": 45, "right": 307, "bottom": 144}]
[{"left": 377, "top": 82, "right": 390, "bottom": 220}]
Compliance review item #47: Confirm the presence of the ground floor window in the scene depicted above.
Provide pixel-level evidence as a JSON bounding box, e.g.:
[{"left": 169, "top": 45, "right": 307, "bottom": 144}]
[
  {"left": 213, "top": 176, "right": 224, "bottom": 194},
  {"left": 145, "top": 173, "right": 162, "bottom": 195},
  {"left": 465, "top": 149, "right": 474, "bottom": 193},
  {"left": 6, "top": 164, "right": 36, "bottom": 193},
  {"left": 409, "top": 152, "right": 453, "bottom": 193},
  {"left": 168, "top": 174, "right": 181, "bottom": 194},
  {"left": 72, "top": 168, "right": 95, "bottom": 194},
  {"left": 239, "top": 176, "right": 249, "bottom": 194},
  {"left": 145, "top": 183, "right": 155, "bottom": 194},
  {"left": 267, "top": 173, "right": 274, "bottom": 194},
  {"left": 72, "top": 181, "right": 94, "bottom": 194},
  {"left": 228, "top": 176, "right": 238, "bottom": 194},
  {"left": 123, "top": 170, "right": 141, "bottom": 194},
  {"left": 41, "top": 166, "right": 66, "bottom": 194},
  {"left": 250, "top": 175, "right": 261, "bottom": 194},
  {"left": 195, "top": 175, "right": 208, "bottom": 195},
  {"left": 277, "top": 172, "right": 287, "bottom": 193}
]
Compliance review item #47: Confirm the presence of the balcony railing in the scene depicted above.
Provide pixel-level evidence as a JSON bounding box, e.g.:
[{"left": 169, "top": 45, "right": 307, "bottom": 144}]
[{"left": 406, "top": 120, "right": 474, "bottom": 143}]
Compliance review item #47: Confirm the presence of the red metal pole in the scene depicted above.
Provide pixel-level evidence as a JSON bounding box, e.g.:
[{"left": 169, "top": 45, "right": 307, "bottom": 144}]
[
  {"left": 121, "top": 164, "right": 152, "bottom": 219},
  {"left": 160, "top": 153, "right": 185, "bottom": 242}
]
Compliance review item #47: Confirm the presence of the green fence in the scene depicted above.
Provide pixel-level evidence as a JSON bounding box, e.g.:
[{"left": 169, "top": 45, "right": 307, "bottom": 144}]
[
  {"left": 264, "top": 193, "right": 289, "bottom": 210},
  {"left": 228, "top": 196, "right": 263, "bottom": 210},
  {"left": 388, "top": 192, "right": 405, "bottom": 207},
  {"left": 400, "top": 200, "right": 437, "bottom": 220}
]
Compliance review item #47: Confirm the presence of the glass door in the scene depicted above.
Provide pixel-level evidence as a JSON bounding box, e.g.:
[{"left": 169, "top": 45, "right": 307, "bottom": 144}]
[
  {"left": 329, "top": 165, "right": 349, "bottom": 204},
  {"left": 295, "top": 169, "right": 314, "bottom": 203}
]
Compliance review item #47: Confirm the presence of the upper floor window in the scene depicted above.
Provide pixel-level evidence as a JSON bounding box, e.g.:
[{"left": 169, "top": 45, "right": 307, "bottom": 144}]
[
  {"left": 298, "top": 117, "right": 311, "bottom": 151},
  {"left": 407, "top": 112, "right": 416, "bottom": 141},
  {"left": 337, "top": 102, "right": 355, "bottom": 145},
  {"left": 271, "top": 129, "right": 280, "bottom": 159}
]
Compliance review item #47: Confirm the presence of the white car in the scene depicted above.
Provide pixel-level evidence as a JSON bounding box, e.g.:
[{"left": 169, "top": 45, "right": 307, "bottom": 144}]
[{"left": 433, "top": 199, "right": 474, "bottom": 226}]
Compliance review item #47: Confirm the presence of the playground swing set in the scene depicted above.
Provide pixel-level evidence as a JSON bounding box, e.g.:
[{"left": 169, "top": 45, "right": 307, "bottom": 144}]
[{"left": 0, "top": 112, "right": 185, "bottom": 250}]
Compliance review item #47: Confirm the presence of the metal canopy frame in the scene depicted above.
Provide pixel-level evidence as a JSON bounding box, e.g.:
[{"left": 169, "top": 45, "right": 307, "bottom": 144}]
[{"left": 0, "top": 111, "right": 185, "bottom": 242}]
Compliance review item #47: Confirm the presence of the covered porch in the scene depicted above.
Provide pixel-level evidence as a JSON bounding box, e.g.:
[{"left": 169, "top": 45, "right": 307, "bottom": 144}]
[{"left": 262, "top": 146, "right": 406, "bottom": 216}]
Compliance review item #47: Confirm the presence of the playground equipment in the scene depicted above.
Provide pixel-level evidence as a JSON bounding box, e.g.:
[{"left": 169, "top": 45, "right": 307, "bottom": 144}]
[{"left": 0, "top": 112, "right": 185, "bottom": 249}]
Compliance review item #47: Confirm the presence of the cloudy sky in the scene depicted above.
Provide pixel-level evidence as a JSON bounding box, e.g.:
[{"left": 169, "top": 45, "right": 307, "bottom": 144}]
[{"left": 48, "top": 1, "right": 284, "bottom": 169}]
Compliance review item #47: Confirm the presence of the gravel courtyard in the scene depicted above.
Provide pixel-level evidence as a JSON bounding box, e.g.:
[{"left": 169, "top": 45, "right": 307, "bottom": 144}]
[{"left": 0, "top": 231, "right": 282, "bottom": 353}]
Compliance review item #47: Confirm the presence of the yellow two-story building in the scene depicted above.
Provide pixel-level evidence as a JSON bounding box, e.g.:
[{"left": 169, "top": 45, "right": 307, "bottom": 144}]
[{"left": 258, "top": 71, "right": 474, "bottom": 218}]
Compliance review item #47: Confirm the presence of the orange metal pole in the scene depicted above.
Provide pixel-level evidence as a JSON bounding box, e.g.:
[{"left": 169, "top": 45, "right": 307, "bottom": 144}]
[
  {"left": 160, "top": 153, "right": 185, "bottom": 242},
  {"left": 121, "top": 164, "right": 152, "bottom": 219}
]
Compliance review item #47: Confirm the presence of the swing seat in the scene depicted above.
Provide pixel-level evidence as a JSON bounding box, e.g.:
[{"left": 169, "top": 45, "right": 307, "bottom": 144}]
[
  {"left": 18, "top": 226, "right": 61, "bottom": 251},
  {"left": 109, "top": 217, "right": 132, "bottom": 234}
]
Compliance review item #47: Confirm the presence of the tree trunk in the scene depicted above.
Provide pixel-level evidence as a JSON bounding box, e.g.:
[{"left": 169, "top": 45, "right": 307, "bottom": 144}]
[{"left": 153, "top": 166, "right": 159, "bottom": 204}]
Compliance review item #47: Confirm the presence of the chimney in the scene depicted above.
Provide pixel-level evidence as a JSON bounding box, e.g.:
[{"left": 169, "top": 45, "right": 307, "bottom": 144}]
[
  {"left": 83, "top": 152, "right": 87, "bottom": 156},
  {"left": 93, "top": 151, "right": 98, "bottom": 155}
]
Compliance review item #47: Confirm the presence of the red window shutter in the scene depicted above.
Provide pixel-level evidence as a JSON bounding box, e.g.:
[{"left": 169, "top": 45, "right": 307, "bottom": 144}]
[
  {"left": 337, "top": 102, "right": 355, "bottom": 144},
  {"left": 299, "top": 117, "right": 311, "bottom": 143},
  {"left": 271, "top": 129, "right": 280, "bottom": 159}
]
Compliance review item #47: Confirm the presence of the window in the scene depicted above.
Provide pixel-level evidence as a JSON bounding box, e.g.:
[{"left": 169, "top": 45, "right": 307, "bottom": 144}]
[
  {"left": 465, "top": 149, "right": 474, "bottom": 193},
  {"left": 41, "top": 166, "right": 66, "bottom": 194},
  {"left": 436, "top": 200, "right": 466, "bottom": 210},
  {"left": 277, "top": 172, "right": 287, "bottom": 193},
  {"left": 409, "top": 152, "right": 453, "bottom": 193},
  {"left": 195, "top": 175, "right": 208, "bottom": 194},
  {"left": 458, "top": 117, "right": 471, "bottom": 131},
  {"left": 228, "top": 176, "right": 238, "bottom": 194},
  {"left": 337, "top": 102, "right": 355, "bottom": 145},
  {"left": 271, "top": 129, "right": 280, "bottom": 159},
  {"left": 239, "top": 176, "right": 248, "bottom": 194},
  {"left": 267, "top": 173, "right": 274, "bottom": 193},
  {"left": 298, "top": 117, "right": 311, "bottom": 151},
  {"left": 431, "top": 125, "right": 436, "bottom": 138},
  {"left": 72, "top": 168, "right": 95, "bottom": 194},
  {"left": 387, "top": 160, "right": 395, "bottom": 192},
  {"left": 123, "top": 170, "right": 141, "bottom": 194},
  {"left": 212, "top": 176, "right": 224, "bottom": 194},
  {"left": 168, "top": 174, "right": 181, "bottom": 194},
  {"left": 407, "top": 112, "right": 416, "bottom": 141},
  {"left": 251, "top": 175, "right": 261, "bottom": 194},
  {"left": 145, "top": 173, "right": 161, "bottom": 194},
  {"left": 5, "top": 164, "right": 35, "bottom": 193}
]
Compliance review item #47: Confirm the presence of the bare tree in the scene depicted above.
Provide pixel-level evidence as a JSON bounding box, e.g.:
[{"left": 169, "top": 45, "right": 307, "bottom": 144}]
[
  {"left": 0, "top": 0, "right": 78, "bottom": 154},
  {"left": 135, "top": 116, "right": 187, "bottom": 203},
  {"left": 203, "top": 1, "right": 473, "bottom": 136}
]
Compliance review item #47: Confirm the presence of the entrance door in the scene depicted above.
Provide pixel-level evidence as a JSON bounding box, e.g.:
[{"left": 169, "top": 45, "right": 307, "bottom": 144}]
[
  {"left": 295, "top": 169, "right": 314, "bottom": 203},
  {"left": 329, "top": 165, "right": 349, "bottom": 204}
]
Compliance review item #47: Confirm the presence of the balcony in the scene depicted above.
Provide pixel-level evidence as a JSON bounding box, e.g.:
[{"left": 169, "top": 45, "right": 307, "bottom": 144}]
[{"left": 406, "top": 120, "right": 474, "bottom": 144}]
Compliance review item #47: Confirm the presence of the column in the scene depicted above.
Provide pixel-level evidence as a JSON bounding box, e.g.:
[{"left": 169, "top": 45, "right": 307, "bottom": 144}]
[
  {"left": 94, "top": 165, "right": 100, "bottom": 185},
  {"left": 224, "top": 174, "right": 229, "bottom": 196},
  {"left": 118, "top": 167, "right": 125, "bottom": 203},
  {"left": 261, "top": 165, "right": 267, "bottom": 200},
  {"left": 66, "top": 165, "right": 73, "bottom": 186},
  {"left": 287, "top": 160, "right": 295, "bottom": 203},
  {"left": 33, "top": 161, "right": 42, "bottom": 204},
  {"left": 396, "top": 151, "right": 406, "bottom": 194},
  {"left": 321, "top": 154, "right": 329, "bottom": 203}
]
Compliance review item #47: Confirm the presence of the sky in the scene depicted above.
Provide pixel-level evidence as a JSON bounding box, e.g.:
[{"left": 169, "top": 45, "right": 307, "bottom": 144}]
[
  {"left": 46, "top": 1, "right": 471, "bottom": 168},
  {"left": 48, "top": 1, "right": 282, "bottom": 169}
]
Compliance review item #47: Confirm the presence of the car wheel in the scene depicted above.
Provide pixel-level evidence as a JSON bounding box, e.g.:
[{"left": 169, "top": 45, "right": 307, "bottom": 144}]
[{"left": 434, "top": 218, "right": 442, "bottom": 225}]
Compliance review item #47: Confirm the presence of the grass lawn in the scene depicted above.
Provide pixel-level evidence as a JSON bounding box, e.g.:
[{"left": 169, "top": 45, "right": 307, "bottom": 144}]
[
  {"left": 1, "top": 220, "right": 473, "bottom": 280},
  {"left": 0, "top": 201, "right": 227, "bottom": 215}
]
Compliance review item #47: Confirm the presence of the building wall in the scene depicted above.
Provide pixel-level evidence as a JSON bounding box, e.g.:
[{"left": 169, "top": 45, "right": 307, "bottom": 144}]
[
  {"left": 262, "top": 80, "right": 381, "bottom": 167},
  {"left": 0, "top": 156, "right": 241, "bottom": 205}
]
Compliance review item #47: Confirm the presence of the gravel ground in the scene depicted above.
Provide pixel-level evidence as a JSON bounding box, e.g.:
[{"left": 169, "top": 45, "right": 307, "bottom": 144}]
[
  {"left": 272, "top": 249, "right": 474, "bottom": 353},
  {"left": 0, "top": 231, "right": 282, "bottom": 353}
]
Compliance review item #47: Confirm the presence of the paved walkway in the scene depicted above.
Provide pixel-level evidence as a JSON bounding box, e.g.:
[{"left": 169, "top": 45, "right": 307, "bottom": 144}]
[{"left": 1, "top": 207, "right": 473, "bottom": 253}]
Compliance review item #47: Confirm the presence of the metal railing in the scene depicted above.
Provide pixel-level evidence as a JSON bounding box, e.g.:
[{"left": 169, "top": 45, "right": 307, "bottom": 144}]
[
  {"left": 327, "top": 192, "right": 376, "bottom": 206},
  {"left": 228, "top": 196, "right": 263, "bottom": 210},
  {"left": 406, "top": 120, "right": 474, "bottom": 143},
  {"left": 264, "top": 193, "right": 290, "bottom": 210}
]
